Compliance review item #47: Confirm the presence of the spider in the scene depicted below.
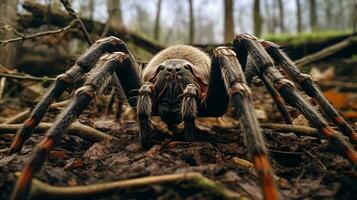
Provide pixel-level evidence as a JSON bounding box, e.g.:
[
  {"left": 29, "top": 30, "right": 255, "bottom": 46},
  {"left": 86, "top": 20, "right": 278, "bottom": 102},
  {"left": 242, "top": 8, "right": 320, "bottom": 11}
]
[{"left": 9, "top": 33, "right": 356, "bottom": 200}]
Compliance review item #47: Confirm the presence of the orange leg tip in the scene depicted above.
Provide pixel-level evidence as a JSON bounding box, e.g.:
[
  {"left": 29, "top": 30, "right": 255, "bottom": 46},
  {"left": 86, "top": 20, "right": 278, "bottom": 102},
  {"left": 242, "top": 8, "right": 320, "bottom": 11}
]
[
  {"left": 345, "top": 149, "right": 357, "bottom": 165},
  {"left": 253, "top": 154, "right": 281, "bottom": 200},
  {"left": 16, "top": 165, "right": 33, "bottom": 189},
  {"left": 9, "top": 136, "right": 23, "bottom": 155}
]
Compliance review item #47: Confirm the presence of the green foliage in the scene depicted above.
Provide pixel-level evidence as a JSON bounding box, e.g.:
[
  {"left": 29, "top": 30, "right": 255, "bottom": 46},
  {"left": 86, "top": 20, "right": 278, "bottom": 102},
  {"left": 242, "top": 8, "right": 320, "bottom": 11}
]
[{"left": 263, "top": 30, "right": 353, "bottom": 45}]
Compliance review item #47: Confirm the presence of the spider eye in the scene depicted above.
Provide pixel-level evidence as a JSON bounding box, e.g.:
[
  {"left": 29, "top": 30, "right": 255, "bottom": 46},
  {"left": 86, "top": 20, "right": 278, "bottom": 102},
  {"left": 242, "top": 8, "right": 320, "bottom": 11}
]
[
  {"left": 158, "top": 65, "right": 164, "bottom": 71},
  {"left": 184, "top": 64, "right": 191, "bottom": 70}
]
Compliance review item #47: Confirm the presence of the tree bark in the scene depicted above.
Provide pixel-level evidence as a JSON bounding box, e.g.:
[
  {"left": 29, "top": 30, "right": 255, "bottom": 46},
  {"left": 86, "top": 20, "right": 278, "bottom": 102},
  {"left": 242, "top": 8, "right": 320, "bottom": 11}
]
[
  {"left": 309, "top": 0, "right": 318, "bottom": 31},
  {"left": 0, "top": 0, "right": 18, "bottom": 67},
  {"left": 154, "top": 0, "right": 162, "bottom": 41},
  {"left": 188, "top": 0, "right": 195, "bottom": 44},
  {"left": 296, "top": 0, "right": 302, "bottom": 33},
  {"left": 253, "top": 0, "right": 262, "bottom": 37},
  {"left": 107, "top": 0, "right": 123, "bottom": 30},
  {"left": 278, "top": 0, "right": 285, "bottom": 33},
  {"left": 353, "top": 0, "right": 357, "bottom": 34},
  {"left": 224, "top": 0, "right": 234, "bottom": 43}
]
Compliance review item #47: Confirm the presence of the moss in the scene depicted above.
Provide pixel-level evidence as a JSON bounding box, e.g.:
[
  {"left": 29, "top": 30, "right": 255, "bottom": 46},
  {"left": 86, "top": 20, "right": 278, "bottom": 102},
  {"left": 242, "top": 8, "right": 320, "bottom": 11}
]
[{"left": 263, "top": 30, "right": 353, "bottom": 46}]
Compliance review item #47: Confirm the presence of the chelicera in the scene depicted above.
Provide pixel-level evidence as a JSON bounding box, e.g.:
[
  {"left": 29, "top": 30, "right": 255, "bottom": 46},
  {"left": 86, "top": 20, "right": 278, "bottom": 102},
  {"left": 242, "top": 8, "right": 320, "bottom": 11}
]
[{"left": 10, "top": 33, "right": 357, "bottom": 200}]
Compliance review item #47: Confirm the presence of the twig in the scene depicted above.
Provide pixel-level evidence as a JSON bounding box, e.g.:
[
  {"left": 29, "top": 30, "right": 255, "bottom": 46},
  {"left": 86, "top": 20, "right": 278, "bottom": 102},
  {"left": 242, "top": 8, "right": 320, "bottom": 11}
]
[
  {"left": 295, "top": 36, "right": 357, "bottom": 67},
  {"left": 0, "top": 77, "right": 5, "bottom": 99},
  {"left": 302, "top": 149, "right": 327, "bottom": 171},
  {"left": 0, "top": 20, "right": 78, "bottom": 46},
  {"left": 0, "top": 72, "right": 55, "bottom": 82},
  {"left": 2, "top": 100, "right": 69, "bottom": 124},
  {"left": 261, "top": 123, "right": 320, "bottom": 137},
  {"left": 59, "top": 0, "right": 92, "bottom": 45},
  {"left": 15, "top": 172, "right": 247, "bottom": 200},
  {"left": 317, "top": 80, "right": 357, "bottom": 91},
  {"left": 0, "top": 122, "right": 112, "bottom": 142}
]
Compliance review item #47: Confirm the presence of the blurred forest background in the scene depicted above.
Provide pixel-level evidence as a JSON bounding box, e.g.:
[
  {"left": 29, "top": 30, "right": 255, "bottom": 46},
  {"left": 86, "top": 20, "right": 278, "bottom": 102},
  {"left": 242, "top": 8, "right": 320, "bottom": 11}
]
[
  {"left": 0, "top": 0, "right": 356, "bottom": 118},
  {"left": 1, "top": 0, "right": 356, "bottom": 66}
]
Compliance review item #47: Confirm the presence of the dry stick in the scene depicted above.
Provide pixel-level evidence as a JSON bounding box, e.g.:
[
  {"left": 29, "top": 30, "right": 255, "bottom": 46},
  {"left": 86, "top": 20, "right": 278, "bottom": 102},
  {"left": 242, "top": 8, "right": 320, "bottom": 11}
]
[
  {"left": 15, "top": 172, "right": 247, "bottom": 200},
  {"left": 295, "top": 35, "right": 357, "bottom": 67},
  {"left": 0, "top": 77, "right": 5, "bottom": 99},
  {"left": 302, "top": 149, "right": 327, "bottom": 171},
  {"left": 0, "top": 122, "right": 112, "bottom": 142},
  {"left": 0, "top": 72, "right": 56, "bottom": 82},
  {"left": 2, "top": 100, "right": 69, "bottom": 124},
  {"left": 260, "top": 123, "right": 320, "bottom": 137},
  {"left": 59, "top": 0, "right": 92, "bottom": 45},
  {"left": 0, "top": 20, "right": 78, "bottom": 46}
]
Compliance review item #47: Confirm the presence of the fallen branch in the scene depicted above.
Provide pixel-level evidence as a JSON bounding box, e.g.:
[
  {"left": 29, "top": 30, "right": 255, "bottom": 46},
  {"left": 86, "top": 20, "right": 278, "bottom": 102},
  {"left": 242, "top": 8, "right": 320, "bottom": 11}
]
[
  {"left": 0, "top": 20, "right": 77, "bottom": 46},
  {"left": 20, "top": 0, "right": 165, "bottom": 54},
  {"left": 0, "top": 122, "right": 112, "bottom": 142},
  {"left": 295, "top": 36, "right": 357, "bottom": 67},
  {"left": 261, "top": 123, "right": 320, "bottom": 137},
  {"left": 2, "top": 100, "right": 69, "bottom": 124},
  {"left": 59, "top": 0, "right": 92, "bottom": 45},
  {"left": 0, "top": 72, "right": 55, "bottom": 82},
  {"left": 15, "top": 172, "right": 247, "bottom": 200},
  {"left": 0, "top": 77, "right": 5, "bottom": 99}
]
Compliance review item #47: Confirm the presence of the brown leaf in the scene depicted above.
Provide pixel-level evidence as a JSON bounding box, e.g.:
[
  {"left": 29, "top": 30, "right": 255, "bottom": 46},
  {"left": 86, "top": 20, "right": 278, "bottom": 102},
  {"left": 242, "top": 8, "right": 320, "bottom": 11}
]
[{"left": 64, "top": 158, "right": 83, "bottom": 170}]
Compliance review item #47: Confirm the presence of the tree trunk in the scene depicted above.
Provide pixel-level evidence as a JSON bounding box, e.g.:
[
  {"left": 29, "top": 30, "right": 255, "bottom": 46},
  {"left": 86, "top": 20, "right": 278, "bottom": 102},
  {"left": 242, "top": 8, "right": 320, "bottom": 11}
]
[
  {"left": 224, "top": 0, "right": 234, "bottom": 43},
  {"left": 296, "top": 0, "right": 302, "bottom": 33},
  {"left": 310, "top": 0, "right": 318, "bottom": 31},
  {"left": 154, "top": 0, "right": 162, "bottom": 41},
  {"left": 89, "top": 0, "right": 94, "bottom": 21},
  {"left": 107, "top": 0, "right": 123, "bottom": 30},
  {"left": 278, "top": 0, "right": 285, "bottom": 33},
  {"left": 353, "top": 0, "right": 357, "bottom": 34},
  {"left": 188, "top": 0, "right": 194, "bottom": 44},
  {"left": 253, "top": 0, "right": 262, "bottom": 37},
  {"left": 0, "top": 0, "right": 18, "bottom": 67}
]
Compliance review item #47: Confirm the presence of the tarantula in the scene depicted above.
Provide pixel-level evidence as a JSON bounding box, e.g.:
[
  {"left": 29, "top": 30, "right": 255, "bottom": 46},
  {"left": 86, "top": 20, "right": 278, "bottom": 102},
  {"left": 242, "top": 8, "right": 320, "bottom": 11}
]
[{"left": 9, "top": 33, "right": 356, "bottom": 200}]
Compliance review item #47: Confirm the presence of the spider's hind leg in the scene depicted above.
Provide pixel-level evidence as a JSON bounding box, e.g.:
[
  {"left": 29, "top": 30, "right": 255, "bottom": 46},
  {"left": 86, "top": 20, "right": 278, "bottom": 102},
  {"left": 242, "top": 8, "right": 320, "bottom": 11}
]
[
  {"left": 262, "top": 41, "right": 357, "bottom": 144},
  {"left": 233, "top": 33, "right": 357, "bottom": 164}
]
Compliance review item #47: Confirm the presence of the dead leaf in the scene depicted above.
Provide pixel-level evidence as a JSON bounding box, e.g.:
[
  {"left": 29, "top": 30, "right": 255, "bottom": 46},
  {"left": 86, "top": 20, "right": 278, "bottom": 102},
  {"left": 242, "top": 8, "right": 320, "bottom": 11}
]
[
  {"left": 310, "top": 67, "right": 335, "bottom": 82},
  {"left": 64, "top": 158, "right": 83, "bottom": 170}
]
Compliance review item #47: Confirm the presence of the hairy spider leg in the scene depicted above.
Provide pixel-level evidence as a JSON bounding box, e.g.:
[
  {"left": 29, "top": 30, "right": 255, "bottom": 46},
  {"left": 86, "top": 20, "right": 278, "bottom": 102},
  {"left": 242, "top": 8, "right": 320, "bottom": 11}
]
[
  {"left": 261, "top": 40, "right": 357, "bottom": 145},
  {"left": 245, "top": 57, "right": 292, "bottom": 124},
  {"left": 233, "top": 33, "right": 357, "bottom": 164},
  {"left": 10, "top": 52, "right": 128, "bottom": 200},
  {"left": 9, "top": 36, "right": 131, "bottom": 154},
  {"left": 204, "top": 47, "right": 281, "bottom": 200}
]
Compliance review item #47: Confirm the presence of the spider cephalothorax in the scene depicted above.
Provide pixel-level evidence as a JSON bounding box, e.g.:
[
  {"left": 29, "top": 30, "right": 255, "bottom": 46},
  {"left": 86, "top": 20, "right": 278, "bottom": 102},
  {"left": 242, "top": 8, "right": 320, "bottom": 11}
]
[{"left": 9, "top": 34, "right": 357, "bottom": 200}]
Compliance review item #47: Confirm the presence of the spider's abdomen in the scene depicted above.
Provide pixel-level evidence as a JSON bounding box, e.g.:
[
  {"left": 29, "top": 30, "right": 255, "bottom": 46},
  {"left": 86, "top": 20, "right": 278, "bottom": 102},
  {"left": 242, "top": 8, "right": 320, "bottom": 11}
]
[{"left": 142, "top": 45, "right": 211, "bottom": 85}]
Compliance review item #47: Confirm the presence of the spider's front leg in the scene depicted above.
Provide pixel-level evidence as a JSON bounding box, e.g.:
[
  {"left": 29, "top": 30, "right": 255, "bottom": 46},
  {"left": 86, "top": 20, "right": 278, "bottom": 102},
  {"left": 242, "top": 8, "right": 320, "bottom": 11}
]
[
  {"left": 181, "top": 84, "right": 199, "bottom": 141},
  {"left": 201, "top": 47, "right": 280, "bottom": 200},
  {"left": 137, "top": 82, "right": 154, "bottom": 148},
  {"left": 10, "top": 52, "right": 132, "bottom": 200},
  {"left": 233, "top": 34, "right": 357, "bottom": 164},
  {"left": 9, "top": 36, "right": 132, "bottom": 154}
]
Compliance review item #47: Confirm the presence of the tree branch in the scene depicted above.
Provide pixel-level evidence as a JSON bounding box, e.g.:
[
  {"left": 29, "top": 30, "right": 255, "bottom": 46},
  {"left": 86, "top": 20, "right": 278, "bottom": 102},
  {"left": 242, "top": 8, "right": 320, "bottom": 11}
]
[
  {"left": 295, "top": 35, "right": 357, "bottom": 67},
  {"left": 0, "top": 20, "right": 78, "bottom": 46},
  {"left": 59, "top": 0, "right": 92, "bottom": 45},
  {"left": 0, "top": 122, "right": 113, "bottom": 142},
  {"left": 15, "top": 172, "right": 247, "bottom": 200},
  {"left": 0, "top": 72, "right": 55, "bottom": 82},
  {"left": 19, "top": 0, "right": 165, "bottom": 54}
]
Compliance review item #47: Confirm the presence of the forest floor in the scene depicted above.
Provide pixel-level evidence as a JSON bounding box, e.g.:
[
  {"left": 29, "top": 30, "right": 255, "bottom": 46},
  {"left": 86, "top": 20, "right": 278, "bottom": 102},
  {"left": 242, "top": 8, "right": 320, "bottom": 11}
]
[{"left": 0, "top": 58, "right": 356, "bottom": 200}]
